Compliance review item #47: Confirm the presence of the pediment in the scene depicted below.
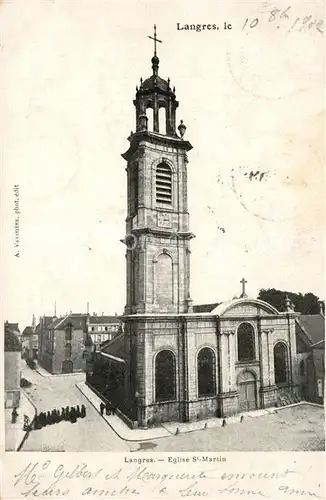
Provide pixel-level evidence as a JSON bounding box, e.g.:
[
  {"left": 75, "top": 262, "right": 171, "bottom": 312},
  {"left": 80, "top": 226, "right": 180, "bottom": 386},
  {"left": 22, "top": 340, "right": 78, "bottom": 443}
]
[{"left": 211, "top": 298, "right": 279, "bottom": 317}]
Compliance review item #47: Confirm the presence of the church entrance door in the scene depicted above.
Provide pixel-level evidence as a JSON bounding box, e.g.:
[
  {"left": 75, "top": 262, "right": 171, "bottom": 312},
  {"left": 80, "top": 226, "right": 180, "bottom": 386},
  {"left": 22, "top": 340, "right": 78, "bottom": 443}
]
[
  {"left": 237, "top": 370, "right": 257, "bottom": 412},
  {"left": 62, "top": 360, "right": 73, "bottom": 374}
]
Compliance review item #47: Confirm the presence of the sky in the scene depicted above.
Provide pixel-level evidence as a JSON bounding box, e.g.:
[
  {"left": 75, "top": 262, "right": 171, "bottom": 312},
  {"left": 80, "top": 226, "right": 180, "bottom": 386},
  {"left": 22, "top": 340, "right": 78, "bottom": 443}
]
[{"left": 1, "top": 0, "right": 324, "bottom": 329}]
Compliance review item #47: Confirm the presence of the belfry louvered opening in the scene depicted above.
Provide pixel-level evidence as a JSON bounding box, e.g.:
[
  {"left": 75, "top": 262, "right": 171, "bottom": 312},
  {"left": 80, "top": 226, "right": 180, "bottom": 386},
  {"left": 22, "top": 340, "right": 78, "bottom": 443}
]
[{"left": 156, "top": 162, "right": 172, "bottom": 205}]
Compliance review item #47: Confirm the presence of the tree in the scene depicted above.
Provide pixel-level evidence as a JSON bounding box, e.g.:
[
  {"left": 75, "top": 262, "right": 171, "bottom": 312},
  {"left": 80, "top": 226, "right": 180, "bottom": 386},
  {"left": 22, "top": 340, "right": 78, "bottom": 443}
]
[{"left": 258, "top": 288, "right": 323, "bottom": 314}]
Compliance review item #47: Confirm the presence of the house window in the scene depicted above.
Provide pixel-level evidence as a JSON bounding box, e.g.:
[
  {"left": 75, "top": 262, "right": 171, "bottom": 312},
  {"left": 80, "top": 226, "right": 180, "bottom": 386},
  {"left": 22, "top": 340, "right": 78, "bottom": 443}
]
[
  {"left": 155, "top": 350, "right": 176, "bottom": 402},
  {"left": 46, "top": 330, "right": 54, "bottom": 354},
  {"left": 64, "top": 343, "right": 72, "bottom": 359},
  {"left": 274, "top": 342, "right": 288, "bottom": 385},
  {"left": 97, "top": 335, "right": 101, "bottom": 343},
  {"left": 91, "top": 327, "right": 94, "bottom": 332},
  {"left": 105, "top": 326, "right": 108, "bottom": 331},
  {"left": 197, "top": 347, "right": 216, "bottom": 397},
  {"left": 65, "top": 323, "right": 73, "bottom": 342},
  {"left": 156, "top": 163, "right": 172, "bottom": 205},
  {"left": 237, "top": 323, "right": 255, "bottom": 362}
]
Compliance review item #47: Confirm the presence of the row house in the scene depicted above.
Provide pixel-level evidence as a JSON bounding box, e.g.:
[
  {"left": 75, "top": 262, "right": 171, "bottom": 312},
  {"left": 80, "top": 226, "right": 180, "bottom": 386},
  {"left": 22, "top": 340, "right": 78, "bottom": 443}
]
[
  {"left": 38, "top": 314, "right": 86, "bottom": 374},
  {"left": 86, "top": 314, "right": 122, "bottom": 346}
]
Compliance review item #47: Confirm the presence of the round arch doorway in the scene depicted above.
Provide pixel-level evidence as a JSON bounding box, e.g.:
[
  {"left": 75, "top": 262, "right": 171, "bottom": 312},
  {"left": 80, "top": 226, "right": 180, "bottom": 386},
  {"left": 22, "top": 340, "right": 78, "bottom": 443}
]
[
  {"left": 62, "top": 360, "right": 73, "bottom": 374},
  {"left": 237, "top": 370, "right": 258, "bottom": 412}
]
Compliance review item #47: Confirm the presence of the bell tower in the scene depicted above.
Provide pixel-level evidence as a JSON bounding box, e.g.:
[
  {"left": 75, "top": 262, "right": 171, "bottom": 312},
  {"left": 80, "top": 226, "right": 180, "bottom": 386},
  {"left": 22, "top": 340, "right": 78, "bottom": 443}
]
[{"left": 121, "top": 26, "right": 194, "bottom": 314}]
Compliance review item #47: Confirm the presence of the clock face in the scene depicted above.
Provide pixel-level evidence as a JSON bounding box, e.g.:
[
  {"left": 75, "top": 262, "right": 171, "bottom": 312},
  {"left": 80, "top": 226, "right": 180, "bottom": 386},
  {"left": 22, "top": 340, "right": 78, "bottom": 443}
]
[{"left": 157, "top": 212, "right": 172, "bottom": 228}]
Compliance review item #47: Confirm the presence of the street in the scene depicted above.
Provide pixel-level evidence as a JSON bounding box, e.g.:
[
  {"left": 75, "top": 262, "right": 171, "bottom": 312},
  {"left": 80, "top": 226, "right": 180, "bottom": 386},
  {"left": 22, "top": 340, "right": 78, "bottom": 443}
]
[
  {"left": 19, "top": 362, "right": 324, "bottom": 452},
  {"left": 21, "top": 362, "right": 132, "bottom": 452}
]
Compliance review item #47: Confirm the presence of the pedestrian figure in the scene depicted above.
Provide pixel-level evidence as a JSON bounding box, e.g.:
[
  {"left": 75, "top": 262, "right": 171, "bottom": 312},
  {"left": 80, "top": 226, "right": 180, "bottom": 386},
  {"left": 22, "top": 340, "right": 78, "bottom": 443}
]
[
  {"left": 61, "top": 407, "right": 65, "bottom": 420},
  {"left": 105, "top": 402, "right": 111, "bottom": 416},
  {"left": 240, "top": 415, "right": 244, "bottom": 423},
  {"left": 46, "top": 411, "right": 51, "bottom": 425},
  {"left": 34, "top": 414, "right": 40, "bottom": 430},
  {"left": 69, "top": 407, "right": 77, "bottom": 423},
  {"left": 100, "top": 402, "right": 105, "bottom": 416},
  {"left": 37, "top": 413, "right": 43, "bottom": 429},
  {"left": 42, "top": 412, "right": 47, "bottom": 427},
  {"left": 76, "top": 405, "right": 81, "bottom": 418},
  {"left": 38, "top": 412, "right": 44, "bottom": 428},
  {"left": 80, "top": 404, "right": 86, "bottom": 418},
  {"left": 111, "top": 405, "right": 116, "bottom": 416},
  {"left": 222, "top": 418, "right": 227, "bottom": 427},
  {"left": 65, "top": 406, "right": 70, "bottom": 421},
  {"left": 23, "top": 414, "right": 30, "bottom": 431},
  {"left": 11, "top": 407, "right": 18, "bottom": 424}
]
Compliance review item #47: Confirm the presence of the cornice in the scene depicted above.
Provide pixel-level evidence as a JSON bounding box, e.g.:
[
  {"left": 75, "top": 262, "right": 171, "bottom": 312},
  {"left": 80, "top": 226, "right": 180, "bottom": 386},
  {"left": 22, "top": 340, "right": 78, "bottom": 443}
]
[{"left": 122, "top": 131, "right": 193, "bottom": 160}]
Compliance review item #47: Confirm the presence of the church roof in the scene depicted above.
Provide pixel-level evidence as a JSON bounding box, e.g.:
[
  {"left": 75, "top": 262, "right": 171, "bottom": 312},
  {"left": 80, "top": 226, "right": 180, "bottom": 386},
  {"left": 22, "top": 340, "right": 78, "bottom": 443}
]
[
  {"left": 143, "top": 73, "right": 168, "bottom": 91},
  {"left": 193, "top": 303, "right": 221, "bottom": 313},
  {"left": 100, "top": 332, "right": 126, "bottom": 361},
  {"left": 210, "top": 297, "right": 280, "bottom": 316},
  {"left": 295, "top": 314, "right": 325, "bottom": 346}
]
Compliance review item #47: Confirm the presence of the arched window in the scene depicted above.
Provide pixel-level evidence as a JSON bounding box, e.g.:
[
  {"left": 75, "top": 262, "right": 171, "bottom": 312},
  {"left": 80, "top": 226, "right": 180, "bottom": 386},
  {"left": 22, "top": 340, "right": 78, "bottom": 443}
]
[
  {"left": 274, "top": 342, "right": 288, "bottom": 384},
  {"left": 154, "top": 253, "right": 173, "bottom": 306},
  {"left": 159, "top": 107, "right": 166, "bottom": 135},
  {"left": 156, "top": 163, "right": 172, "bottom": 205},
  {"left": 155, "top": 350, "right": 176, "bottom": 402},
  {"left": 237, "top": 323, "right": 255, "bottom": 362},
  {"left": 147, "top": 107, "right": 154, "bottom": 132},
  {"left": 197, "top": 347, "right": 216, "bottom": 397}
]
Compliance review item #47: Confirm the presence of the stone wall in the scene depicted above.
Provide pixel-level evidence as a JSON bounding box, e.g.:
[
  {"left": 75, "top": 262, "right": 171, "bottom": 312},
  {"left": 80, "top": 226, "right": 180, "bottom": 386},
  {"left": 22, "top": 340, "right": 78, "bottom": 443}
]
[
  {"left": 52, "top": 328, "right": 85, "bottom": 374},
  {"left": 123, "top": 302, "right": 300, "bottom": 424}
]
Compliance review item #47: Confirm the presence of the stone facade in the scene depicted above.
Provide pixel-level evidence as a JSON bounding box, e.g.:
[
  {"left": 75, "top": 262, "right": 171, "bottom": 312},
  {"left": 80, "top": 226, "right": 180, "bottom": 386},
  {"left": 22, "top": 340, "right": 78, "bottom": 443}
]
[
  {"left": 100, "top": 42, "right": 301, "bottom": 426},
  {"left": 38, "top": 314, "right": 86, "bottom": 374},
  {"left": 122, "top": 299, "right": 298, "bottom": 425}
]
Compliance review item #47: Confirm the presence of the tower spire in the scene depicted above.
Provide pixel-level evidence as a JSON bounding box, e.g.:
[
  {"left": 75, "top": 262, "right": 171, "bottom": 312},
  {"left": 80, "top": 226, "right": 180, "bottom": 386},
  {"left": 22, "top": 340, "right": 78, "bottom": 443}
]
[
  {"left": 148, "top": 24, "right": 162, "bottom": 76},
  {"left": 148, "top": 24, "right": 162, "bottom": 57}
]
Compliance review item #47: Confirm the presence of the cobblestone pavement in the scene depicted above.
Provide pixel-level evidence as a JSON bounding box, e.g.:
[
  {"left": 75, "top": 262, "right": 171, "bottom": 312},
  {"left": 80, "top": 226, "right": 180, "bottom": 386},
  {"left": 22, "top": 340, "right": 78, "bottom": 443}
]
[
  {"left": 20, "top": 362, "right": 132, "bottom": 452},
  {"left": 150, "top": 404, "right": 325, "bottom": 452}
]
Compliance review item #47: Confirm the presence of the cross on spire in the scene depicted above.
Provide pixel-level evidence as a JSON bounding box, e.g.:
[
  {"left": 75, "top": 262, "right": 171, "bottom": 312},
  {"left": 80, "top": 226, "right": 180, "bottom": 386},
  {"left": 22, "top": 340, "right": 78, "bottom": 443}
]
[
  {"left": 240, "top": 278, "right": 248, "bottom": 298},
  {"left": 148, "top": 24, "right": 162, "bottom": 56}
]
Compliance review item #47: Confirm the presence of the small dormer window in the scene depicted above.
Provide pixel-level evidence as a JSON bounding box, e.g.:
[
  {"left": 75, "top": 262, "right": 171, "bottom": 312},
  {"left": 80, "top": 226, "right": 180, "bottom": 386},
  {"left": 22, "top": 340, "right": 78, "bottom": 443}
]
[{"left": 156, "top": 163, "right": 172, "bottom": 205}]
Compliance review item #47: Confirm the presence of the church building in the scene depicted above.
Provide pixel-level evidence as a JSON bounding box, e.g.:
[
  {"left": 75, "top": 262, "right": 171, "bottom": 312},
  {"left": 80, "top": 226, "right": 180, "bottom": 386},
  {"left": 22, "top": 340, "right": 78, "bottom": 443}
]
[{"left": 86, "top": 27, "right": 301, "bottom": 426}]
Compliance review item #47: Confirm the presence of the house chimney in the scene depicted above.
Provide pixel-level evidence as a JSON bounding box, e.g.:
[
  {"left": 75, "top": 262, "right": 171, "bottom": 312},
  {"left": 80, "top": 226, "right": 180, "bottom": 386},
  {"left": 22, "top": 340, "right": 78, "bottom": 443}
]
[{"left": 32, "top": 314, "right": 36, "bottom": 332}]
